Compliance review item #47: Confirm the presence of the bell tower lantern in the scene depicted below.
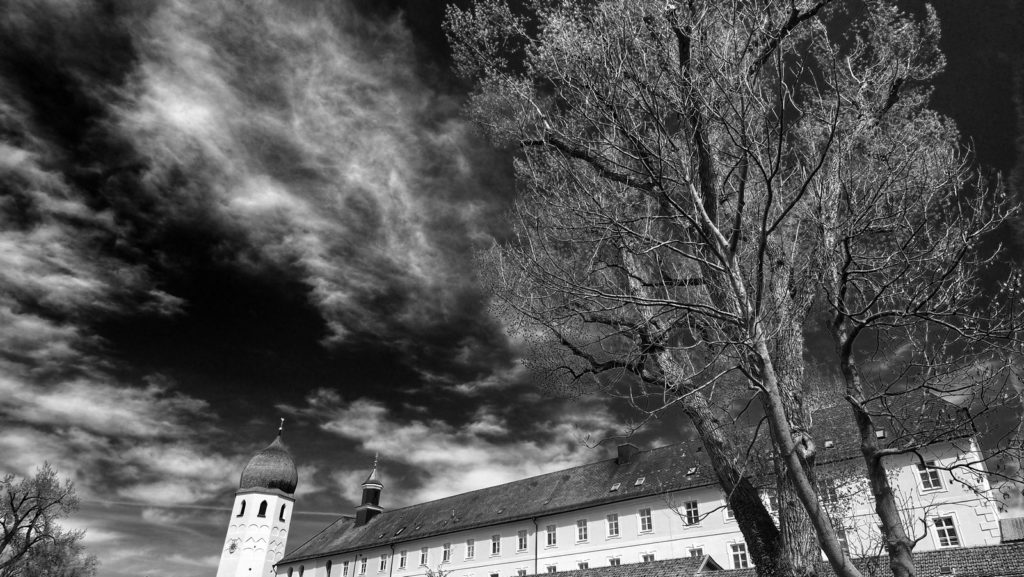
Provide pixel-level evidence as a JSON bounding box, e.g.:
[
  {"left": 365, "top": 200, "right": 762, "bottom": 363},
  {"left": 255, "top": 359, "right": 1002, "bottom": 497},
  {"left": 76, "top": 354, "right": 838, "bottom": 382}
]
[{"left": 354, "top": 454, "right": 383, "bottom": 526}]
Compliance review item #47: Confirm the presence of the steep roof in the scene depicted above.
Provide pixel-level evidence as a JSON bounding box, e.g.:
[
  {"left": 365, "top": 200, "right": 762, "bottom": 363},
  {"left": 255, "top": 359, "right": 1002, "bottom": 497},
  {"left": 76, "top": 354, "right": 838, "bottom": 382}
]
[
  {"left": 727, "top": 542, "right": 1024, "bottom": 577},
  {"left": 1000, "top": 518, "right": 1024, "bottom": 543},
  {"left": 809, "top": 392, "right": 973, "bottom": 464},
  {"left": 281, "top": 441, "right": 713, "bottom": 563}
]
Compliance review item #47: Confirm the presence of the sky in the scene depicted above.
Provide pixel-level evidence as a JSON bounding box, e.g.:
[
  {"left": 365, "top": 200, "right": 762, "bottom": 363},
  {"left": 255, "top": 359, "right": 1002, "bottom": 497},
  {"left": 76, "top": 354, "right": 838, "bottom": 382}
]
[{"left": 0, "top": 1, "right": 1021, "bottom": 576}]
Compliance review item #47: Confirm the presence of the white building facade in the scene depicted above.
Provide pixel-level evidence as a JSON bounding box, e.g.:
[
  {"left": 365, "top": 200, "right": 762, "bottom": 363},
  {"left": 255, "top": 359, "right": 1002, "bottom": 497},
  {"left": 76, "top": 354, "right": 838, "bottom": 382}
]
[{"left": 273, "top": 417, "right": 1002, "bottom": 577}]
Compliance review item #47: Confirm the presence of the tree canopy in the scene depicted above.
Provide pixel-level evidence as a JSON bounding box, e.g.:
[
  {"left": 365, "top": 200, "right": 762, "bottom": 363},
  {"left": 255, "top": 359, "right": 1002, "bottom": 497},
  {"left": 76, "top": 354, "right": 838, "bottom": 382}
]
[{"left": 0, "top": 464, "right": 97, "bottom": 577}]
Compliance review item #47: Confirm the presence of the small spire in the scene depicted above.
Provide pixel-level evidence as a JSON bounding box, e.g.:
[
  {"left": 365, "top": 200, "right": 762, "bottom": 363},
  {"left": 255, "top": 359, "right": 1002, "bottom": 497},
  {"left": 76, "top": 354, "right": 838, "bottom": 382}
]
[{"left": 363, "top": 452, "right": 383, "bottom": 487}]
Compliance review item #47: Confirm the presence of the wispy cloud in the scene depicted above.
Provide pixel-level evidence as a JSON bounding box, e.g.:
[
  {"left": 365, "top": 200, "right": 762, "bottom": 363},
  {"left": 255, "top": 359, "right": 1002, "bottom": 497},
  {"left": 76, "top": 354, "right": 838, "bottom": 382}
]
[
  {"left": 114, "top": 0, "right": 503, "bottom": 348},
  {"left": 289, "top": 389, "right": 619, "bottom": 507}
]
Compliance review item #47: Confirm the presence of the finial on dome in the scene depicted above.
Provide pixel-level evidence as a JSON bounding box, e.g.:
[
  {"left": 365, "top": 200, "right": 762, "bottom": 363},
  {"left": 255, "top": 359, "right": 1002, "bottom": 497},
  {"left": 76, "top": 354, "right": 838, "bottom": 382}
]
[
  {"left": 363, "top": 452, "right": 383, "bottom": 488},
  {"left": 237, "top": 424, "right": 298, "bottom": 494}
]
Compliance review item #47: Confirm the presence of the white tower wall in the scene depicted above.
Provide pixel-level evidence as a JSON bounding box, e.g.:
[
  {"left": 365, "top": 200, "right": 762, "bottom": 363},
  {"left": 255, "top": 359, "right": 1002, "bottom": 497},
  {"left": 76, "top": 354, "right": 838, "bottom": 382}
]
[{"left": 218, "top": 489, "right": 295, "bottom": 577}]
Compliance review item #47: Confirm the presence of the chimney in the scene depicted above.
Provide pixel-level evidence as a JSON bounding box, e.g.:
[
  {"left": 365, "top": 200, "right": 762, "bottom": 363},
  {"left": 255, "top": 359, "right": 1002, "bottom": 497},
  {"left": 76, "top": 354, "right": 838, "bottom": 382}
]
[{"left": 616, "top": 443, "right": 640, "bottom": 465}]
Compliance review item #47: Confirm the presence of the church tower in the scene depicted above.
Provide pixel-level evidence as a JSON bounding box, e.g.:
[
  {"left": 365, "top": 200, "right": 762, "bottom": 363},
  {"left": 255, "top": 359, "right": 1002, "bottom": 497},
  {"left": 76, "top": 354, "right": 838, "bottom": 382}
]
[{"left": 217, "top": 420, "right": 298, "bottom": 577}]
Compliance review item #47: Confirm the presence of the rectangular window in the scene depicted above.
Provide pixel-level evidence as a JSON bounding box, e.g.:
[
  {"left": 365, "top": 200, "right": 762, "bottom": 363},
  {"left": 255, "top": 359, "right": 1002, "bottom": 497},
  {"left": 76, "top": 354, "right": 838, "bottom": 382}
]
[
  {"left": 546, "top": 524, "right": 557, "bottom": 546},
  {"left": 934, "top": 516, "right": 961, "bottom": 547},
  {"left": 577, "top": 562, "right": 588, "bottom": 570},
  {"left": 836, "top": 527, "right": 850, "bottom": 556},
  {"left": 918, "top": 461, "right": 943, "bottom": 490},
  {"left": 343, "top": 561, "right": 350, "bottom": 576},
  {"left": 517, "top": 571, "right": 527, "bottom": 577},
  {"left": 442, "top": 544, "right": 451, "bottom": 563},
  {"left": 820, "top": 480, "right": 839, "bottom": 505},
  {"left": 639, "top": 508, "right": 653, "bottom": 533},
  {"left": 688, "top": 548, "right": 703, "bottom": 558},
  {"left": 725, "top": 502, "right": 735, "bottom": 520},
  {"left": 420, "top": 547, "right": 428, "bottom": 566},
  {"left": 518, "top": 529, "right": 528, "bottom": 551},
  {"left": 684, "top": 501, "right": 699, "bottom": 525},
  {"left": 608, "top": 558, "right": 620, "bottom": 567},
  {"left": 379, "top": 555, "right": 387, "bottom": 572},
  {"left": 641, "top": 554, "right": 655, "bottom": 563},
  {"left": 466, "top": 539, "right": 475, "bottom": 559},
  {"left": 731, "top": 544, "right": 749, "bottom": 569},
  {"left": 606, "top": 513, "right": 619, "bottom": 537},
  {"left": 490, "top": 573, "right": 498, "bottom": 577},
  {"left": 491, "top": 534, "right": 501, "bottom": 555},
  {"left": 576, "top": 519, "right": 588, "bottom": 541},
  {"left": 546, "top": 567, "right": 556, "bottom": 574},
  {"left": 399, "top": 552, "right": 407, "bottom": 569},
  {"left": 360, "top": 559, "right": 367, "bottom": 575},
  {"left": 762, "top": 491, "right": 779, "bottom": 513}
]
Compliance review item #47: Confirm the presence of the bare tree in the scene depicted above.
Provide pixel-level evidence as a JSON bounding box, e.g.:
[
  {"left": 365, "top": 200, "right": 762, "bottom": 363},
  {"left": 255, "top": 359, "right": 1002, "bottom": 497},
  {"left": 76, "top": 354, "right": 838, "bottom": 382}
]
[
  {"left": 446, "top": 1, "right": 1022, "bottom": 577},
  {"left": 445, "top": 1, "right": 855, "bottom": 575},
  {"left": 0, "top": 464, "right": 97, "bottom": 577},
  {"left": 808, "top": 4, "right": 1023, "bottom": 575}
]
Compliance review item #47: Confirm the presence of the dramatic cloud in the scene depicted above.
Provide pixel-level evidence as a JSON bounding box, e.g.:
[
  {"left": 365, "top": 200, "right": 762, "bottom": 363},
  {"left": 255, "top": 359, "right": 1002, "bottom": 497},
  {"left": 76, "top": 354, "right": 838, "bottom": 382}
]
[
  {"left": 0, "top": 0, "right": 518, "bottom": 574},
  {"left": 113, "top": 0, "right": 504, "bottom": 348}
]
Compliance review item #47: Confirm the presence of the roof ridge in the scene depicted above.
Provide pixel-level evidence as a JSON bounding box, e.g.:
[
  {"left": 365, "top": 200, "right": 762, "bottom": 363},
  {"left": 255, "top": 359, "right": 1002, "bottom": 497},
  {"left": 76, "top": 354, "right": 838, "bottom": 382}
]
[{"left": 375, "top": 442, "right": 691, "bottom": 516}]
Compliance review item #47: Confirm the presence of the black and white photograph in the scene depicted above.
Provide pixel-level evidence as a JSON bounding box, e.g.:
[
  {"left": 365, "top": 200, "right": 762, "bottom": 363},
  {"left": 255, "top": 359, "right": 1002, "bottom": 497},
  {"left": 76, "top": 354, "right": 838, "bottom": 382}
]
[{"left": 1, "top": 1, "right": 1023, "bottom": 576}]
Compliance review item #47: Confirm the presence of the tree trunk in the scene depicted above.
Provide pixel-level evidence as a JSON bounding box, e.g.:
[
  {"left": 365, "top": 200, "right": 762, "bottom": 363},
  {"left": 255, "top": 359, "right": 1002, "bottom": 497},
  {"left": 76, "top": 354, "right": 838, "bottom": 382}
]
[
  {"left": 771, "top": 259, "right": 820, "bottom": 577},
  {"left": 838, "top": 341, "right": 917, "bottom": 577},
  {"left": 681, "top": 392, "right": 784, "bottom": 576},
  {"left": 751, "top": 330, "right": 862, "bottom": 577}
]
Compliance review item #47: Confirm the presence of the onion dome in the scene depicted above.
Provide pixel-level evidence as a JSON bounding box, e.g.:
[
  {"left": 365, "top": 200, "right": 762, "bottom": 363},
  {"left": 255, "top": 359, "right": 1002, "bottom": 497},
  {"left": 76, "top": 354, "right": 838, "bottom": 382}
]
[{"left": 239, "top": 421, "right": 298, "bottom": 494}]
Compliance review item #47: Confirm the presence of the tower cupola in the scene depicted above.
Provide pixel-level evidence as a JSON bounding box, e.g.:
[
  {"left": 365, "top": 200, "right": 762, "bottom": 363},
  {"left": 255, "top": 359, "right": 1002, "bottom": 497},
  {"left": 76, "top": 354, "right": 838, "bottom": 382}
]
[
  {"left": 355, "top": 454, "right": 384, "bottom": 526},
  {"left": 239, "top": 421, "right": 298, "bottom": 495}
]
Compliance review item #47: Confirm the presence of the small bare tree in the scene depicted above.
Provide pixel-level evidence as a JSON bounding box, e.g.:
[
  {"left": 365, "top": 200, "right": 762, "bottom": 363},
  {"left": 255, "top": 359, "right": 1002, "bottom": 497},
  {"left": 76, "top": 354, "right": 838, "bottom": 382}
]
[{"left": 0, "top": 464, "right": 96, "bottom": 577}]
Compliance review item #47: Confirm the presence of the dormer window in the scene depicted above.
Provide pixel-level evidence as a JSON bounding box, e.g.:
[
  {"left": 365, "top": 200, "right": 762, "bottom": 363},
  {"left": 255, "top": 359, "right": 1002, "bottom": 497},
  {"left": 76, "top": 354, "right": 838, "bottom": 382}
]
[
  {"left": 634, "top": 477, "right": 646, "bottom": 486},
  {"left": 824, "top": 440, "right": 835, "bottom": 449},
  {"left": 875, "top": 429, "right": 886, "bottom": 439},
  {"left": 609, "top": 483, "right": 621, "bottom": 492},
  {"left": 395, "top": 527, "right": 406, "bottom": 536},
  {"left": 686, "top": 466, "right": 698, "bottom": 476}
]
